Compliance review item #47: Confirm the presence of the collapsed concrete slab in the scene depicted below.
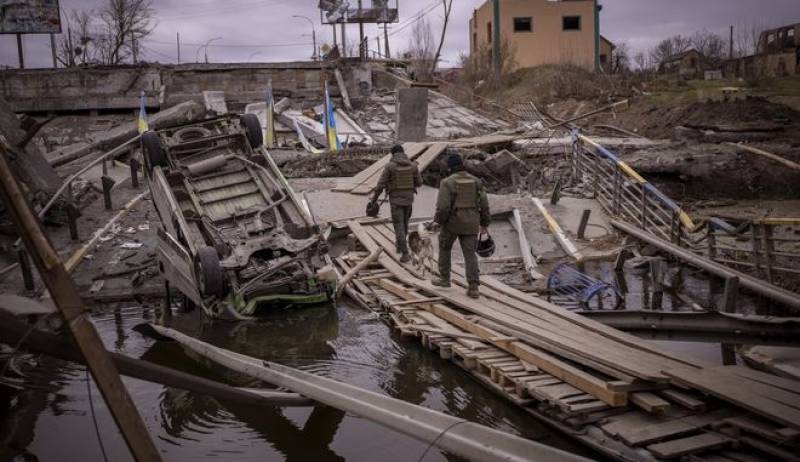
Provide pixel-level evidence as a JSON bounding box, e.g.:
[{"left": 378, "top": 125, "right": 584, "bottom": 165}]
[
  {"left": 46, "top": 101, "right": 205, "bottom": 167},
  {"left": 396, "top": 88, "right": 428, "bottom": 142}
]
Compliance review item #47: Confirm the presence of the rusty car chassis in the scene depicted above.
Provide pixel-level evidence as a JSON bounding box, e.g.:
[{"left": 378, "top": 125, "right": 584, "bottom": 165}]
[{"left": 141, "top": 114, "right": 334, "bottom": 319}]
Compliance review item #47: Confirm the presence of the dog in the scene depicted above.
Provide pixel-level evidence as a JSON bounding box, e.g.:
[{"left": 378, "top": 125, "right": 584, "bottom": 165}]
[{"left": 407, "top": 223, "right": 435, "bottom": 276}]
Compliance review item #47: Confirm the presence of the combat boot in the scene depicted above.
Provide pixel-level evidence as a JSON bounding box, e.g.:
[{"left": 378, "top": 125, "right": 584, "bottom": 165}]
[
  {"left": 431, "top": 277, "right": 451, "bottom": 288},
  {"left": 400, "top": 252, "right": 411, "bottom": 263},
  {"left": 467, "top": 284, "right": 480, "bottom": 299}
]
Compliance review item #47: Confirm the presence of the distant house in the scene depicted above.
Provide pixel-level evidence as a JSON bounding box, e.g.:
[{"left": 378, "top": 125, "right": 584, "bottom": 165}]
[
  {"left": 659, "top": 49, "right": 705, "bottom": 78},
  {"left": 724, "top": 23, "right": 799, "bottom": 79},
  {"left": 469, "top": 0, "right": 607, "bottom": 72},
  {"left": 599, "top": 35, "right": 615, "bottom": 70}
]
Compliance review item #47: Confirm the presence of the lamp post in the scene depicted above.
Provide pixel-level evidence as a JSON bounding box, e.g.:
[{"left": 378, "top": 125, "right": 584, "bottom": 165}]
[
  {"left": 292, "top": 15, "right": 317, "bottom": 61},
  {"left": 247, "top": 51, "right": 263, "bottom": 62},
  {"left": 196, "top": 36, "right": 222, "bottom": 63}
]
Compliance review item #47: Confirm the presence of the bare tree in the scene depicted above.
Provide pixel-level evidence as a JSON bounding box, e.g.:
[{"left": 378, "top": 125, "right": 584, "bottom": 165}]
[
  {"left": 97, "top": 0, "right": 154, "bottom": 65},
  {"left": 460, "top": 38, "right": 516, "bottom": 88},
  {"left": 407, "top": 14, "right": 437, "bottom": 81},
  {"left": 691, "top": 29, "right": 726, "bottom": 66},
  {"left": 611, "top": 42, "right": 631, "bottom": 73},
  {"left": 649, "top": 34, "right": 692, "bottom": 65},
  {"left": 633, "top": 50, "right": 648, "bottom": 71},
  {"left": 57, "top": 0, "right": 154, "bottom": 66},
  {"left": 735, "top": 19, "right": 769, "bottom": 57},
  {"left": 56, "top": 9, "right": 97, "bottom": 66},
  {"left": 432, "top": 0, "right": 453, "bottom": 73}
]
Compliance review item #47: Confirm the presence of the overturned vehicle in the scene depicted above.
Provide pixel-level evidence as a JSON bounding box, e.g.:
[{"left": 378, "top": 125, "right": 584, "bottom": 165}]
[{"left": 141, "top": 114, "right": 335, "bottom": 318}]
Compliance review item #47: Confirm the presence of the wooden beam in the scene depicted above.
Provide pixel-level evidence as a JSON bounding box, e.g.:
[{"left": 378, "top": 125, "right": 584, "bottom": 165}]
[
  {"left": 0, "top": 140, "right": 161, "bottom": 461},
  {"left": 336, "top": 247, "right": 382, "bottom": 297}
]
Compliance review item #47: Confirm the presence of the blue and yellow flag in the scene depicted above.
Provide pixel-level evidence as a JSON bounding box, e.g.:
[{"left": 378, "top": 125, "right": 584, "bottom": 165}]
[
  {"left": 265, "top": 79, "right": 275, "bottom": 148},
  {"left": 323, "top": 81, "right": 342, "bottom": 152},
  {"left": 138, "top": 90, "right": 149, "bottom": 134}
]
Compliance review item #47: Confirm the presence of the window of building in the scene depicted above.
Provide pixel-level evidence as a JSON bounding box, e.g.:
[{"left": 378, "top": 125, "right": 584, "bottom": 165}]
[
  {"left": 513, "top": 17, "right": 532, "bottom": 32},
  {"left": 563, "top": 16, "right": 581, "bottom": 31},
  {"left": 487, "top": 22, "right": 492, "bottom": 42}
]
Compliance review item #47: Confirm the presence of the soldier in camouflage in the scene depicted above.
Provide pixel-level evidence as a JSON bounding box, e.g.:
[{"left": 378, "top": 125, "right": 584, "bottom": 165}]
[
  {"left": 371, "top": 144, "right": 423, "bottom": 263},
  {"left": 432, "top": 152, "right": 491, "bottom": 299}
]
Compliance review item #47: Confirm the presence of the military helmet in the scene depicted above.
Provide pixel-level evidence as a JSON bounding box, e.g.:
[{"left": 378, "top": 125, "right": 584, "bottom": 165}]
[{"left": 476, "top": 232, "right": 495, "bottom": 258}]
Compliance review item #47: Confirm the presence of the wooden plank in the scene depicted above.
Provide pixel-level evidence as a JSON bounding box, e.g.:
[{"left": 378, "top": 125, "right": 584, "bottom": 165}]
[
  {"left": 333, "top": 142, "right": 425, "bottom": 192},
  {"left": 659, "top": 389, "right": 706, "bottom": 412},
  {"left": 739, "top": 435, "right": 800, "bottom": 462},
  {"left": 630, "top": 392, "right": 671, "bottom": 414},
  {"left": 722, "top": 416, "right": 800, "bottom": 444},
  {"left": 664, "top": 367, "right": 800, "bottom": 430},
  {"left": 621, "top": 420, "right": 704, "bottom": 447},
  {"left": 715, "top": 365, "right": 800, "bottom": 395},
  {"left": 646, "top": 433, "right": 732, "bottom": 459}
]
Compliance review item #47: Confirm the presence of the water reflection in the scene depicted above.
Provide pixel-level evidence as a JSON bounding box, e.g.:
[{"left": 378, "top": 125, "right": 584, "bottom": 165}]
[{"left": 1, "top": 301, "right": 585, "bottom": 461}]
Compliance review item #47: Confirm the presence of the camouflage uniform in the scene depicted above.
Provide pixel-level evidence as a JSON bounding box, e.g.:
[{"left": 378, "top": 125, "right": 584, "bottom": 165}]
[
  {"left": 433, "top": 171, "right": 491, "bottom": 287},
  {"left": 373, "top": 151, "right": 422, "bottom": 255}
]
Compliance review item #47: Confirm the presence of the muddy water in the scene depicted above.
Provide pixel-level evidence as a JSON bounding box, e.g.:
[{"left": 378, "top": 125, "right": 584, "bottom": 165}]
[{"left": 2, "top": 302, "right": 593, "bottom": 462}]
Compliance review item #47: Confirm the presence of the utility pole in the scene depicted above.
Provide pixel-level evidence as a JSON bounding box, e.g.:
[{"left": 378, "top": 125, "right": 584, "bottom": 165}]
[
  {"left": 132, "top": 31, "right": 138, "bottom": 64},
  {"left": 358, "top": 0, "right": 364, "bottom": 59},
  {"left": 0, "top": 140, "right": 162, "bottom": 462},
  {"left": 376, "top": 35, "right": 381, "bottom": 58},
  {"left": 384, "top": 23, "right": 390, "bottom": 58},
  {"left": 16, "top": 34, "right": 24, "bottom": 69},
  {"left": 332, "top": 24, "right": 337, "bottom": 49},
  {"left": 492, "top": 0, "right": 500, "bottom": 77},
  {"left": 729, "top": 25, "right": 734, "bottom": 59},
  {"left": 594, "top": 0, "right": 601, "bottom": 72},
  {"left": 67, "top": 26, "right": 74, "bottom": 66},
  {"left": 341, "top": 22, "right": 347, "bottom": 57},
  {"left": 50, "top": 33, "right": 57, "bottom": 68},
  {"left": 177, "top": 32, "right": 181, "bottom": 64}
]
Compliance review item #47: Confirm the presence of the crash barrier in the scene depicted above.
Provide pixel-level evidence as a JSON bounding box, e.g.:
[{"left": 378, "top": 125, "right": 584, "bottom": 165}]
[
  {"left": 572, "top": 132, "right": 800, "bottom": 290},
  {"left": 547, "top": 263, "right": 621, "bottom": 310}
]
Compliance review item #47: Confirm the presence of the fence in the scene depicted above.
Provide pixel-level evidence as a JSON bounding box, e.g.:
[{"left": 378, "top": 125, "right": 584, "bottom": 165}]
[{"left": 572, "top": 132, "right": 800, "bottom": 290}]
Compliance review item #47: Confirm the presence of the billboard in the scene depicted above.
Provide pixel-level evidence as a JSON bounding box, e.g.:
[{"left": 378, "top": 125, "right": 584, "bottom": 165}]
[
  {"left": 0, "top": 0, "right": 61, "bottom": 34},
  {"left": 319, "top": 0, "right": 398, "bottom": 24}
]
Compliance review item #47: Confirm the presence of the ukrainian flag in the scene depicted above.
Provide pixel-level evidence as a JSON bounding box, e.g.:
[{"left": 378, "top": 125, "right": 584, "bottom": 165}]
[
  {"left": 265, "top": 79, "right": 275, "bottom": 148},
  {"left": 323, "top": 81, "right": 342, "bottom": 152},
  {"left": 138, "top": 90, "right": 149, "bottom": 133}
]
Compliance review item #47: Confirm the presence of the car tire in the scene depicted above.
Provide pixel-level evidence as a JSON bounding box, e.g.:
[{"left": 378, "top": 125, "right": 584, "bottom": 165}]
[
  {"left": 194, "top": 246, "right": 224, "bottom": 297},
  {"left": 141, "top": 131, "right": 166, "bottom": 173},
  {"left": 242, "top": 113, "right": 263, "bottom": 149}
]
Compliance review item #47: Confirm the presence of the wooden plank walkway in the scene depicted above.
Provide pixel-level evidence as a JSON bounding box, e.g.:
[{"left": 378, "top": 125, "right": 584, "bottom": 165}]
[{"left": 333, "top": 221, "right": 800, "bottom": 462}]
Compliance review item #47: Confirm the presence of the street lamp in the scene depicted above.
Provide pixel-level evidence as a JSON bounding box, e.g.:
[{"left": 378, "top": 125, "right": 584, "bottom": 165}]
[
  {"left": 292, "top": 15, "right": 317, "bottom": 61},
  {"left": 247, "top": 51, "right": 263, "bottom": 62},
  {"left": 196, "top": 36, "right": 222, "bottom": 63}
]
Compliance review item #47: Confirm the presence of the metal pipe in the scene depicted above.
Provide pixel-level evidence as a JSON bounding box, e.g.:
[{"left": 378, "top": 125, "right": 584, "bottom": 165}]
[
  {"left": 152, "top": 324, "right": 590, "bottom": 462},
  {"left": 611, "top": 219, "right": 800, "bottom": 312}
]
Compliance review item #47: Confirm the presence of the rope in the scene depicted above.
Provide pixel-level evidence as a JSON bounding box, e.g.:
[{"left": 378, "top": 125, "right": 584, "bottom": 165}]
[
  {"left": 416, "top": 420, "right": 468, "bottom": 461},
  {"left": 86, "top": 368, "right": 110, "bottom": 462}
]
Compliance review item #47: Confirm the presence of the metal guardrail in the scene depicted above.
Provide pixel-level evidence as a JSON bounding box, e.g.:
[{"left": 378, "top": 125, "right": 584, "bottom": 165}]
[{"left": 572, "top": 132, "right": 800, "bottom": 290}]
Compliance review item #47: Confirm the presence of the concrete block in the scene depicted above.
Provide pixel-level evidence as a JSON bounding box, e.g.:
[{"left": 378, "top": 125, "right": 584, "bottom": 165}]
[
  {"left": 395, "top": 87, "right": 428, "bottom": 142},
  {"left": 203, "top": 91, "right": 228, "bottom": 115}
]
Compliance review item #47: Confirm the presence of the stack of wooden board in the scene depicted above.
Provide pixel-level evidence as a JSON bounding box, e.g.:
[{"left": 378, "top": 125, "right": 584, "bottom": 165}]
[{"left": 333, "top": 221, "right": 800, "bottom": 461}]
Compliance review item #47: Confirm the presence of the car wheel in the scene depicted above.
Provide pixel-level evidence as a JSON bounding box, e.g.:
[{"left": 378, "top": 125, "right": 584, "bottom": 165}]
[
  {"left": 141, "top": 131, "right": 166, "bottom": 173},
  {"left": 242, "top": 113, "right": 263, "bottom": 149},
  {"left": 194, "top": 246, "right": 224, "bottom": 297}
]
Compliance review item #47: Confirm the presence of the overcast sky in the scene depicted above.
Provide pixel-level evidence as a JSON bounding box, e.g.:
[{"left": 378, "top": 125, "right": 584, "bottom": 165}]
[{"left": 2, "top": 0, "right": 799, "bottom": 69}]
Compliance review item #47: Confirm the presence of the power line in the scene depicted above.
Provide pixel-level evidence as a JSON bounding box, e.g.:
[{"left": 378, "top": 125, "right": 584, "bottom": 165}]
[
  {"left": 148, "top": 39, "right": 312, "bottom": 49},
  {"left": 157, "top": 0, "right": 294, "bottom": 22},
  {"left": 389, "top": 3, "right": 440, "bottom": 37}
]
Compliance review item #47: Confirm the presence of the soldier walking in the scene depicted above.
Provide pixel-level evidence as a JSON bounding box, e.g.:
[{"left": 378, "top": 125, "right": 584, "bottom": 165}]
[
  {"left": 370, "top": 144, "right": 422, "bottom": 263},
  {"left": 432, "top": 152, "right": 490, "bottom": 298}
]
